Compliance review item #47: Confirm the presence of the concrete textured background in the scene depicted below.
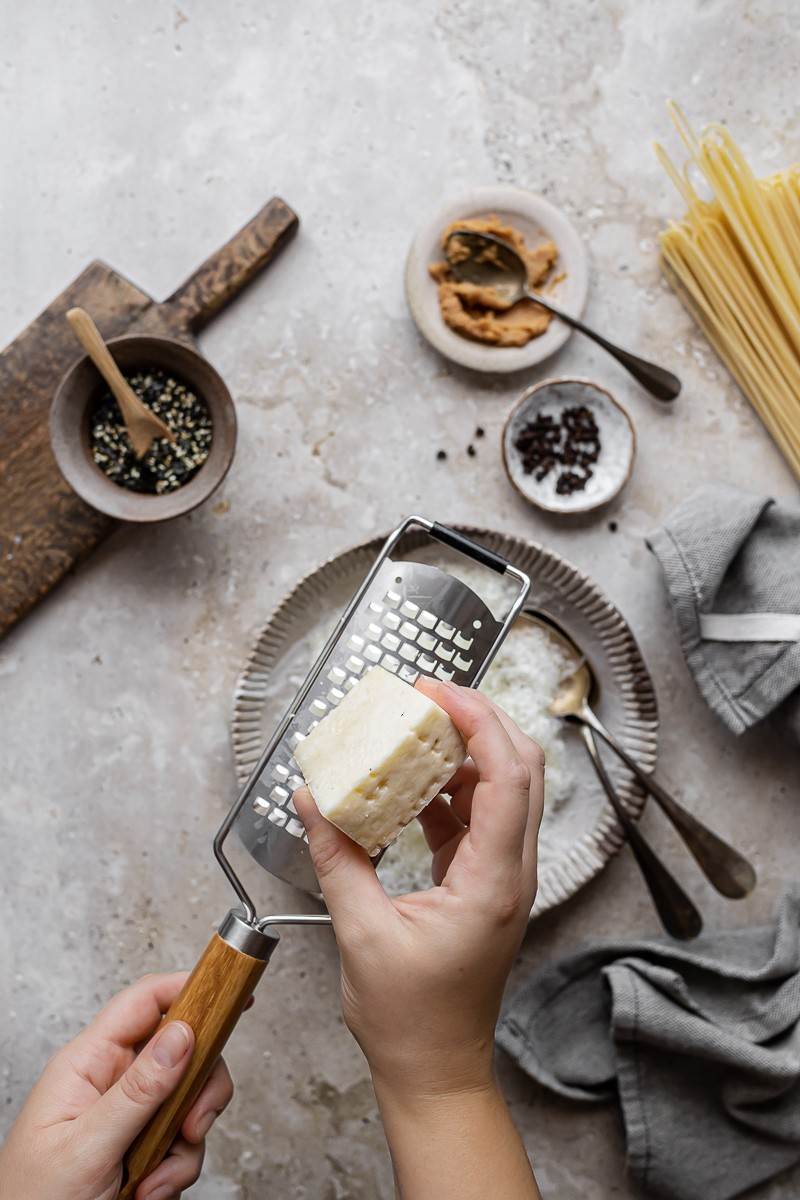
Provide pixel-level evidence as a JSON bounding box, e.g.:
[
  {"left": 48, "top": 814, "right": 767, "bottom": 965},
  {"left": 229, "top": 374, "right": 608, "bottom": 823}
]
[{"left": 1, "top": 2, "right": 798, "bottom": 1196}]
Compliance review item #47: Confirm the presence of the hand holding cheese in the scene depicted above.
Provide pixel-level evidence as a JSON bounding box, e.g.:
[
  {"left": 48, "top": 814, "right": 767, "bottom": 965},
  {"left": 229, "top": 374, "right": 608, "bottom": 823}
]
[
  {"left": 294, "top": 679, "right": 544, "bottom": 1200},
  {"left": 294, "top": 666, "right": 466, "bottom": 856}
]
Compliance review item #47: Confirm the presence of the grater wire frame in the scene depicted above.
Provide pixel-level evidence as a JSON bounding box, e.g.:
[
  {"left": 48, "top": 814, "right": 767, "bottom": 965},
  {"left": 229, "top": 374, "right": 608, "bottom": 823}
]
[{"left": 213, "top": 515, "right": 530, "bottom": 923}]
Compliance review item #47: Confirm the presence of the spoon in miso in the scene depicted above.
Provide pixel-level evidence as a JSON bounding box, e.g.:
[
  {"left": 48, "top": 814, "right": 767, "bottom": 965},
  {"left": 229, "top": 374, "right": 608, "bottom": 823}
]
[
  {"left": 524, "top": 607, "right": 757, "bottom": 901},
  {"left": 446, "top": 230, "right": 682, "bottom": 401}
]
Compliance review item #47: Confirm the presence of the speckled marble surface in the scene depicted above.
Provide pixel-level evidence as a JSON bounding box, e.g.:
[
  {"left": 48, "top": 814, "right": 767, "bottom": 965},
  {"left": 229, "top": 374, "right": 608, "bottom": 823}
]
[{"left": 1, "top": 2, "right": 798, "bottom": 1197}]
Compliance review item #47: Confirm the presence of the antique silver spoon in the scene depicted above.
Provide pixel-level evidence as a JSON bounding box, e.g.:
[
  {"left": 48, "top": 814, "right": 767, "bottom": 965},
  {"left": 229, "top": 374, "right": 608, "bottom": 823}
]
[
  {"left": 581, "top": 722, "right": 702, "bottom": 938},
  {"left": 524, "top": 607, "right": 757, "bottom": 899},
  {"left": 446, "top": 230, "right": 681, "bottom": 401}
]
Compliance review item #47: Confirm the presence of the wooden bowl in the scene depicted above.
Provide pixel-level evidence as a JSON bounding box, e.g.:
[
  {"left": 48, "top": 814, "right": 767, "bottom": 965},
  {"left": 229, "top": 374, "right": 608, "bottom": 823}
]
[{"left": 50, "top": 335, "right": 236, "bottom": 522}]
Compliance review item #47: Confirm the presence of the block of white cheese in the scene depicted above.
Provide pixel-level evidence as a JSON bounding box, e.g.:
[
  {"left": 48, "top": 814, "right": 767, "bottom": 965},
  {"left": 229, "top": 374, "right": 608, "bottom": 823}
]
[{"left": 294, "top": 665, "right": 466, "bottom": 856}]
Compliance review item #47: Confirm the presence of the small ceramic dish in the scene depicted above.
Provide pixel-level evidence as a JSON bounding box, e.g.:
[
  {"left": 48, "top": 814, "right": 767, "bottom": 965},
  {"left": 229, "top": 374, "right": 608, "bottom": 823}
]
[
  {"left": 50, "top": 334, "right": 237, "bottom": 522},
  {"left": 502, "top": 377, "right": 635, "bottom": 514},
  {"left": 404, "top": 184, "right": 588, "bottom": 373}
]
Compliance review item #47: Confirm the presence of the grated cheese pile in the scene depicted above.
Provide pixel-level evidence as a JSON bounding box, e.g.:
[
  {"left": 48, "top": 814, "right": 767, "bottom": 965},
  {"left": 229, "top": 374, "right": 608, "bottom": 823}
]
[{"left": 377, "top": 560, "right": 576, "bottom": 894}]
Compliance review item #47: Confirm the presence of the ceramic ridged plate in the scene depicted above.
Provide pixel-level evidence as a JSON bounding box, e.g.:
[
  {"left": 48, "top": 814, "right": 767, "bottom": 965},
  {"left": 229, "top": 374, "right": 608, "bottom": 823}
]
[
  {"left": 404, "top": 184, "right": 589, "bottom": 373},
  {"left": 232, "top": 527, "right": 658, "bottom": 918}
]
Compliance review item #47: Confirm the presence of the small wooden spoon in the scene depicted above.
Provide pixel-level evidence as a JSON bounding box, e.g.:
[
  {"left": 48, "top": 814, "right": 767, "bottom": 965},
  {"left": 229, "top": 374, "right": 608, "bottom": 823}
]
[{"left": 66, "top": 307, "right": 175, "bottom": 459}]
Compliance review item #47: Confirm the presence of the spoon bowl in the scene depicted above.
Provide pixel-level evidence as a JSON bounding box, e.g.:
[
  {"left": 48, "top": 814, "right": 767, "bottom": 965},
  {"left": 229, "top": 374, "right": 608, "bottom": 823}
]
[
  {"left": 445, "top": 230, "right": 528, "bottom": 304},
  {"left": 522, "top": 611, "right": 595, "bottom": 717}
]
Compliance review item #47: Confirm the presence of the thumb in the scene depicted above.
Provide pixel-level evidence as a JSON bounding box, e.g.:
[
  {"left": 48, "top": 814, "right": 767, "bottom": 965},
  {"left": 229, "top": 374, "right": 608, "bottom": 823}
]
[
  {"left": 81, "top": 1020, "right": 194, "bottom": 1158},
  {"left": 294, "top": 787, "right": 391, "bottom": 927}
]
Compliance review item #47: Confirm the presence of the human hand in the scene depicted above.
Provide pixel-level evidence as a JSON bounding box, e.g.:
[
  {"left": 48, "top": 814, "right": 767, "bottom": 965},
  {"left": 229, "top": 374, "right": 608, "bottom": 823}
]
[
  {"left": 294, "top": 678, "right": 543, "bottom": 1103},
  {"left": 0, "top": 972, "right": 234, "bottom": 1200}
]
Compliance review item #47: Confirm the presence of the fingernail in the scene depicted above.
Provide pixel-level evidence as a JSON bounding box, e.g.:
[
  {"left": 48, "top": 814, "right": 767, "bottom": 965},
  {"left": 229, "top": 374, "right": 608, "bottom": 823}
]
[
  {"left": 194, "top": 1108, "right": 217, "bottom": 1139},
  {"left": 152, "top": 1020, "right": 192, "bottom": 1068}
]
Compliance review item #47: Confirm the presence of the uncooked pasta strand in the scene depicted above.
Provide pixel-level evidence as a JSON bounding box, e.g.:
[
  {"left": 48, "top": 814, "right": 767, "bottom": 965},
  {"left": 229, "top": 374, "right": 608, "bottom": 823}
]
[
  {"left": 655, "top": 104, "right": 800, "bottom": 479},
  {"left": 663, "top": 234, "right": 800, "bottom": 470}
]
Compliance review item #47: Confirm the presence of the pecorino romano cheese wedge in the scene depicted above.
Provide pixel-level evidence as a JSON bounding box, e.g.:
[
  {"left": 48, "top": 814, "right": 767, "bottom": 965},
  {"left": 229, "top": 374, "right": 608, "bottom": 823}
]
[{"left": 294, "top": 666, "right": 465, "bottom": 856}]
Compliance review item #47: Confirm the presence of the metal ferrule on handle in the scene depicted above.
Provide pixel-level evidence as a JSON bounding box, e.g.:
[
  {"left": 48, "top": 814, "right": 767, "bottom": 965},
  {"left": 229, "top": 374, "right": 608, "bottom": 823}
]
[{"left": 217, "top": 907, "right": 283, "bottom": 958}]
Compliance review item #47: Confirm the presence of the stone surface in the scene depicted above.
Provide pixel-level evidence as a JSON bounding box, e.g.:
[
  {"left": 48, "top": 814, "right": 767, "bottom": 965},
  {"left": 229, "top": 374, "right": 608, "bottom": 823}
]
[{"left": 1, "top": 2, "right": 798, "bottom": 1197}]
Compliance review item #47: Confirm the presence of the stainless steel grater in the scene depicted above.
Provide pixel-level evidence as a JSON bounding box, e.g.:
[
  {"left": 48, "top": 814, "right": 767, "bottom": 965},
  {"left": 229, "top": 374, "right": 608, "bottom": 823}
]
[
  {"left": 218, "top": 514, "right": 531, "bottom": 903},
  {"left": 120, "top": 516, "right": 530, "bottom": 1197}
]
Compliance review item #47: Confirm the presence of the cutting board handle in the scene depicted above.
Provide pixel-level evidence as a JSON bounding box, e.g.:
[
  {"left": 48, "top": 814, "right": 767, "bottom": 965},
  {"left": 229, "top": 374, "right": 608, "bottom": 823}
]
[
  {"left": 118, "top": 912, "right": 278, "bottom": 1199},
  {"left": 166, "top": 197, "right": 299, "bottom": 333}
]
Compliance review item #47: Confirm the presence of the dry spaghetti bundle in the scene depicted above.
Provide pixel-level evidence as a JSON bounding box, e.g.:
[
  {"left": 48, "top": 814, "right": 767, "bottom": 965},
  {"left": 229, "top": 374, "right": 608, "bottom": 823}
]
[{"left": 655, "top": 102, "right": 800, "bottom": 478}]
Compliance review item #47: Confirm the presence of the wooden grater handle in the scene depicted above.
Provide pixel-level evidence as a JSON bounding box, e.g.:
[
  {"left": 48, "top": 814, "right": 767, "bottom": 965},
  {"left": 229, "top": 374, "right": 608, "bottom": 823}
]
[
  {"left": 166, "top": 197, "right": 299, "bottom": 332},
  {"left": 118, "top": 912, "right": 278, "bottom": 1199}
]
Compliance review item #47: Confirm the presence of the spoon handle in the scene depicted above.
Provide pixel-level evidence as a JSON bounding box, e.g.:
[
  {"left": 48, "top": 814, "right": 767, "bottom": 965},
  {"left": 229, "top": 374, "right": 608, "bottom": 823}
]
[
  {"left": 67, "top": 308, "right": 142, "bottom": 421},
  {"left": 581, "top": 725, "right": 702, "bottom": 939},
  {"left": 579, "top": 706, "right": 756, "bottom": 899},
  {"left": 524, "top": 289, "right": 681, "bottom": 401},
  {"left": 66, "top": 307, "right": 174, "bottom": 457}
]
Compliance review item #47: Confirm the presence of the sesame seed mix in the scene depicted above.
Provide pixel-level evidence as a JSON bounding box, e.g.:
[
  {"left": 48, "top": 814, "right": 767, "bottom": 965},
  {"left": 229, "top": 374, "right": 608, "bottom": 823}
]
[{"left": 89, "top": 369, "right": 213, "bottom": 495}]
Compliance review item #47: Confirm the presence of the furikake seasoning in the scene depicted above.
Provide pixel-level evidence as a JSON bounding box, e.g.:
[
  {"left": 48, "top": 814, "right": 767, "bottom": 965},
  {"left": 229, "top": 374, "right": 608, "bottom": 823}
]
[{"left": 89, "top": 369, "right": 213, "bottom": 494}]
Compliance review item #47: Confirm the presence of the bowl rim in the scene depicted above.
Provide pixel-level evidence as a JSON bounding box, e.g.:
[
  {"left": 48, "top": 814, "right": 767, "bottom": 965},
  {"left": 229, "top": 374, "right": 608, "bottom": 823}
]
[
  {"left": 404, "top": 183, "right": 589, "bottom": 374},
  {"left": 501, "top": 375, "right": 636, "bottom": 515},
  {"left": 49, "top": 332, "right": 237, "bottom": 523}
]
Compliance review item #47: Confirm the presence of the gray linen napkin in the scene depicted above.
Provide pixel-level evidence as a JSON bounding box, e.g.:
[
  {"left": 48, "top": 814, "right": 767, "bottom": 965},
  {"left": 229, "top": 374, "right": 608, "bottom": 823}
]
[
  {"left": 497, "top": 891, "right": 800, "bottom": 1200},
  {"left": 646, "top": 485, "right": 800, "bottom": 737}
]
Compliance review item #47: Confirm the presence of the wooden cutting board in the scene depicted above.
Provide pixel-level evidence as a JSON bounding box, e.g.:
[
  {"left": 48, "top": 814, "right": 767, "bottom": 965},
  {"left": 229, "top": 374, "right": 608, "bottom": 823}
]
[{"left": 0, "top": 197, "right": 298, "bottom": 640}]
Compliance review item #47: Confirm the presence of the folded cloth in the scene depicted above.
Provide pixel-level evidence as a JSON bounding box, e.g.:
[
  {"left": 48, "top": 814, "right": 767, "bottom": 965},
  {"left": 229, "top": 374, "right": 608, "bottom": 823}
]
[
  {"left": 646, "top": 484, "right": 800, "bottom": 737},
  {"left": 497, "top": 891, "right": 800, "bottom": 1200}
]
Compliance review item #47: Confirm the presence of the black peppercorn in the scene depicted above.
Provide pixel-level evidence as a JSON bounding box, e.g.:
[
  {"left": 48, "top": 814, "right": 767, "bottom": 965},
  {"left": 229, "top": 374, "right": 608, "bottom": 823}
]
[{"left": 512, "top": 404, "right": 601, "bottom": 495}]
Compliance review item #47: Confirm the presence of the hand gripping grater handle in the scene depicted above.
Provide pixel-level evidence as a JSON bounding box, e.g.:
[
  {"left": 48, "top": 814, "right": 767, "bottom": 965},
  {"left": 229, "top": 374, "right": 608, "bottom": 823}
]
[
  {"left": 119, "top": 911, "right": 278, "bottom": 1198},
  {"left": 120, "top": 912, "right": 330, "bottom": 1197}
]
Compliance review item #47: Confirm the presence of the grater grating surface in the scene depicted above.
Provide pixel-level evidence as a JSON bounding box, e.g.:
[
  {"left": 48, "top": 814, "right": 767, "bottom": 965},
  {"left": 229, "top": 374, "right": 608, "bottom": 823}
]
[{"left": 217, "top": 517, "right": 530, "bottom": 904}]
